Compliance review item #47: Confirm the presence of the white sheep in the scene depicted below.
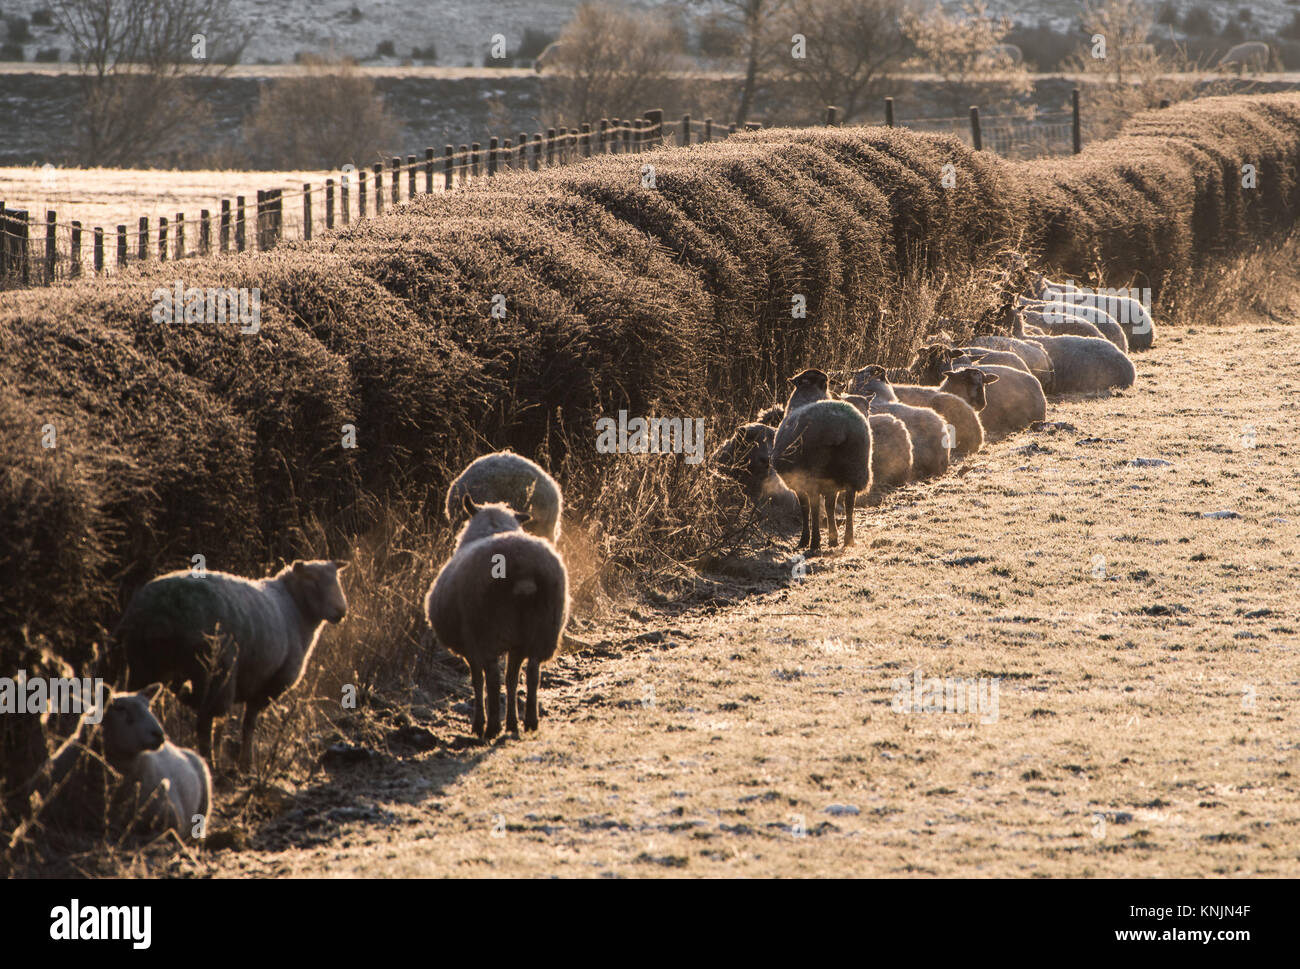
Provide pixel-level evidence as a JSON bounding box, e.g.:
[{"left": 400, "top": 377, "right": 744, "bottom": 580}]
[
  {"left": 771, "top": 368, "right": 873, "bottom": 551},
  {"left": 115, "top": 560, "right": 349, "bottom": 772},
  {"left": 426, "top": 497, "right": 570, "bottom": 738},
  {"left": 1028, "top": 273, "right": 1155, "bottom": 351},
  {"left": 1019, "top": 296, "right": 1128, "bottom": 352},
  {"left": 956, "top": 345, "right": 1030, "bottom": 373},
  {"left": 840, "top": 393, "right": 949, "bottom": 480},
  {"left": 446, "top": 450, "right": 563, "bottom": 543},
  {"left": 946, "top": 355, "right": 1043, "bottom": 439},
  {"left": 966, "top": 335, "right": 1055, "bottom": 393},
  {"left": 104, "top": 685, "right": 212, "bottom": 838},
  {"left": 848, "top": 365, "right": 984, "bottom": 458},
  {"left": 1012, "top": 311, "right": 1136, "bottom": 395}
]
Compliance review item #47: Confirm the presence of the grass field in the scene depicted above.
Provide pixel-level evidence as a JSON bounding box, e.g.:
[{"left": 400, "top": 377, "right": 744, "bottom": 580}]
[{"left": 92, "top": 258, "right": 1296, "bottom": 879}]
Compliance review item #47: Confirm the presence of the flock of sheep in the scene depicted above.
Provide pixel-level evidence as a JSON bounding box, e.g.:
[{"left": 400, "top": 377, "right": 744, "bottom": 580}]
[{"left": 52, "top": 256, "right": 1153, "bottom": 843}]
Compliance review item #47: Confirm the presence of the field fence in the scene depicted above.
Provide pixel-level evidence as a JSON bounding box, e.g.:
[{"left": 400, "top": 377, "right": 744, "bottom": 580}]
[{"left": 1, "top": 92, "right": 1088, "bottom": 289}]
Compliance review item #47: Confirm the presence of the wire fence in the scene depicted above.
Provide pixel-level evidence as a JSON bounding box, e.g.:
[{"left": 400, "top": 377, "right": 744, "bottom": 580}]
[{"left": 2, "top": 91, "right": 1088, "bottom": 290}]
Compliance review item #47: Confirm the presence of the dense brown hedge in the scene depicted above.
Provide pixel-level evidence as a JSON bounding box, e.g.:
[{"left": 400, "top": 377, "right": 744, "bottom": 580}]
[{"left": 3, "top": 92, "right": 1299, "bottom": 805}]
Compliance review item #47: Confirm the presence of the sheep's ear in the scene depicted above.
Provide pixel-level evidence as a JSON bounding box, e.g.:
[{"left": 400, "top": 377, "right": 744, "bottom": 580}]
[
  {"left": 946, "top": 347, "right": 964, "bottom": 358},
  {"left": 462, "top": 493, "right": 480, "bottom": 516},
  {"left": 332, "top": 559, "right": 349, "bottom": 571},
  {"left": 514, "top": 512, "right": 532, "bottom": 526},
  {"left": 291, "top": 560, "right": 306, "bottom": 573},
  {"left": 983, "top": 373, "right": 999, "bottom": 384},
  {"left": 140, "top": 683, "right": 163, "bottom": 705},
  {"left": 941, "top": 370, "right": 957, "bottom": 378}
]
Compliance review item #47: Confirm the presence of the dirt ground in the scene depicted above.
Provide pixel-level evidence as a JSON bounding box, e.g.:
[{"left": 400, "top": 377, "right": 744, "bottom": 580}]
[{"left": 168, "top": 292, "right": 1300, "bottom": 878}]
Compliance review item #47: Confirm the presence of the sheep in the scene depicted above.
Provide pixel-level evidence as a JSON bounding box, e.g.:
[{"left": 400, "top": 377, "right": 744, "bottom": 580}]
[
  {"left": 771, "top": 368, "right": 873, "bottom": 551},
  {"left": 425, "top": 496, "right": 569, "bottom": 738},
  {"left": 1218, "top": 41, "right": 1269, "bottom": 74},
  {"left": 755, "top": 406, "right": 909, "bottom": 501},
  {"left": 965, "top": 335, "right": 1055, "bottom": 393},
  {"left": 711, "top": 420, "right": 801, "bottom": 515},
  {"left": 955, "top": 346, "right": 1030, "bottom": 374},
  {"left": 104, "top": 685, "right": 212, "bottom": 838},
  {"left": 840, "top": 393, "right": 949, "bottom": 481},
  {"left": 848, "top": 364, "right": 984, "bottom": 458},
  {"left": 945, "top": 356, "right": 1043, "bottom": 439},
  {"left": 1019, "top": 296, "right": 1129, "bottom": 352},
  {"left": 115, "top": 559, "right": 349, "bottom": 772},
  {"left": 446, "top": 450, "right": 563, "bottom": 543},
  {"left": 1029, "top": 276, "right": 1155, "bottom": 351},
  {"left": 1012, "top": 310, "right": 1136, "bottom": 395}
]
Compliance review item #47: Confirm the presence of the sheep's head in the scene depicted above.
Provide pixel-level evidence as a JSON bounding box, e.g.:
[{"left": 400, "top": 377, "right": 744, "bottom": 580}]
[
  {"left": 785, "top": 368, "right": 831, "bottom": 410},
  {"left": 103, "top": 685, "right": 166, "bottom": 767},
  {"left": 939, "top": 367, "right": 999, "bottom": 411},
  {"left": 712, "top": 423, "right": 779, "bottom": 499},
  {"left": 910, "top": 344, "right": 964, "bottom": 385},
  {"left": 287, "top": 559, "right": 349, "bottom": 624},
  {"left": 457, "top": 496, "right": 532, "bottom": 547},
  {"left": 846, "top": 364, "right": 889, "bottom": 398}
]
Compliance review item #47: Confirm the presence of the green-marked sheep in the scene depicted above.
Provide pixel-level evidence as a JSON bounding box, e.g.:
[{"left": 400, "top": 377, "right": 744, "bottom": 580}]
[
  {"left": 771, "top": 369, "right": 873, "bottom": 552},
  {"left": 445, "top": 450, "right": 563, "bottom": 543},
  {"left": 753, "top": 406, "right": 910, "bottom": 501},
  {"left": 425, "top": 496, "right": 569, "bottom": 739},
  {"left": 115, "top": 560, "right": 349, "bottom": 772}
]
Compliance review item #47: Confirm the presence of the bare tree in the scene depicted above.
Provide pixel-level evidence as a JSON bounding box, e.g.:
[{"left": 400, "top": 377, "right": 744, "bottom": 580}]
[
  {"left": 544, "top": 1, "right": 682, "bottom": 123},
  {"left": 779, "top": 0, "right": 913, "bottom": 123},
  {"left": 242, "top": 56, "right": 401, "bottom": 170},
  {"left": 52, "top": 0, "right": 244, "bottom": 166},
  {"left": 901, "top": 0, "right": 1030, "bottom": 115},
  {"left": 712, "top": 0, "right": 790, "bottom": 126}
]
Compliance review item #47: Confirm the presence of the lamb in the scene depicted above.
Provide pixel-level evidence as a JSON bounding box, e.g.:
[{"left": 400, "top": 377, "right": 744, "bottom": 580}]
[
  {"left": 848, "top": 365, "right": 984, "bottom": 458},
  {"left": 755, "top": 406, "right": 909, "bottom": 501},
  {"left": 425, "top": 496, "right": 569, "bottom": 738},
  {"left": 771, "top": 368, "right": 873, "bottom": 551},
  {"left": 103, "top": 685, "right": 212, "bottom": 838},
  {"left": 711, "top": 420, "right": 800, "bottom": 514},
  {"left": 1012, "top": 310, "right": 1136, "bottom": 395},
  {"left": 446, "top": 450, "right": 563, "bottom": 543},
  {"left": 115, "top": 559, "right": 349, "bottom": 772},
  {"left": 840, "top": 393, "right": 949, "bottom": 481},
  {"left": 1019, "top": 296, "right": 1129, "bottom": 352}
]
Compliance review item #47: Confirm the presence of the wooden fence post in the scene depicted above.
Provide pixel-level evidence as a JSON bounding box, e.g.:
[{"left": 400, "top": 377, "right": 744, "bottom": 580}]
[
  {"left": 116, "top": 225, "right": 127, "bottom": 266},
  {"left": 445, "top": 145, "right": 455, "bottom": 190},
  {"left": 825, "top": 105, "right": 838, "bottom": 126},
  {"left": 236, "top": 197, "right": 246, "bottom": 251},
  {"left": 175, "top": 212, "right": 184, "bottom": 259},
  {"left": 456, "top": 144, "right": 467, "bottom": 184},
  {"left": 159, "top": 216, "right": 168, "bottom": 261},
  {"left": 302, "top": 184, "right": 312, "bottom": 241},
  {"left": 220, "top": 202, "right": 230, "bottom": 251},
  {"left": 557, "top": 128, "right": 568, "bottom": 163},
  {"left": 885, "top": 97, "right": 895, "bottom": 127},
  {"left": 1, "top": 207, "right": 31, "bottom": 285},
  {"left": 200, "top": 209, "right": 211, "bottom": 254},
  {"left": 407, "top": 154, "right": 417, "bottom": 198},
  {"left": 969, "top": 105, "right": 982, "bottom": 150},
  {"left": 93, "top": 226, "right": 103, "bottom": 275},
  {"left": 325, "top": 180, "right": 335, "bottom": 229},
  {"left": 624, "top": 121, "right": 633, "bottom": 152},
  {"left": 373, "top": 164, "right": 384, "bottom": 214},
  {"left": 70, "top": 220, "right": 81, "bottom": 277},
  {"left": 471, "top": 142, "right": 481, "bottom": 177},
  {"left": 545, "top": 129, "right": 555, "bottom": 166},
  {"left": 488, "top": 137, "right": 498, "bottom": 176},
  {"left": 502, "top": 138, "right": 513, "bottom": 170},
  {"left": 45, "top": 210, "right": 56, "bottom": 283},
  {"left": 341, "top": 175, "right": 350, "bottom": 224},
  {"left": 425, "top": 148, "right": 434, "bottom": 192},
  {"left": 390, "top": 157, "right": 400, "bottom": 204},
  {"left": 1072, "top": 88, "right": 1082, "bottom": 154},
  {"left": 273, "top": 189, "right": 283, "bottom": 245},
  {"left": 532, "top": 133, "right": 542, "bottom": 171},
  {"left": 728, "top": 123, "right": 737, "bottom": 135},
  {"left": 581, "top": 123, "right": 591, "bottom": 157},
  {"left": 139, "top": 216, "right": 149, "bottom": 260},
  {"left": 359, "top": 170, "right": 368, "bottom": 217},
  {"left": 255, "top": 190, "right": 264, "bottom": 249},
  {"left": 517, "top": 132, "right": 528, "bottom": 167},
  {"left": 681, "top": 113, "right": 691, "bottom": 145},
  {"left": 645, "top": 109, "right": 664, "bottom": 146},
  {"left": 704, "top": 117, "right": 713, "bottom": 142},
  {"left": 598, "top": 119, "right": 608, "bottom": 153}
]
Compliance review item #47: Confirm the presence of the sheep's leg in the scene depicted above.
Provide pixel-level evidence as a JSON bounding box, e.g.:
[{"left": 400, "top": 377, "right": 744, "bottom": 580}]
[
  {"left": 809, "top": 490, "right": 822, "bottom": 552},
  {"left": 469, "top": 660, "right": 485, "bottom": 738},
  {"left": 796, "top": 492, "right": 811, "bottom": 548},
  {"left": 822, "top": 492, "right": 838, "bottom": 548},
  {"left": 524, "top": 659, "right": 541, "bottom": 732},
  {"left": 843, "top": 489, "right": 856, "bottom": 547},
  {"left": 505, "top": 651, "right": 522, "bottom": 735},
  {"left": 485, "top": 659, "right": 503, "bottom": 739},
  {"left": 238, "top": 699, "right": 267, "bottom": 774}
]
